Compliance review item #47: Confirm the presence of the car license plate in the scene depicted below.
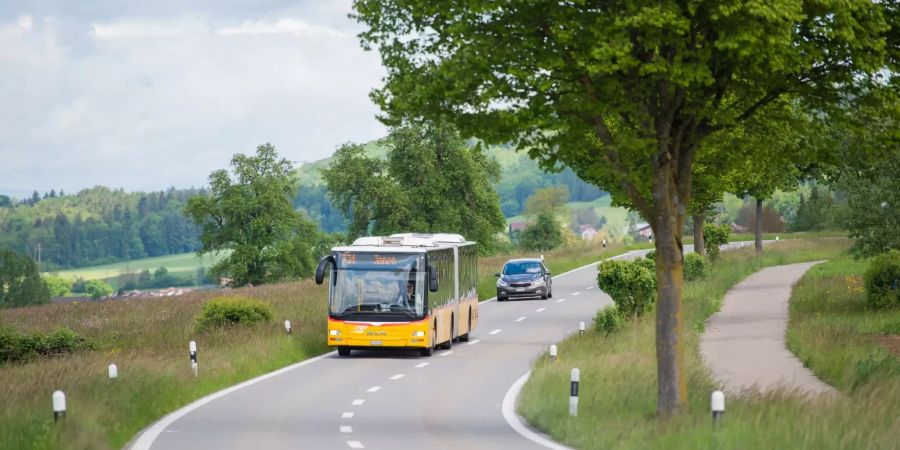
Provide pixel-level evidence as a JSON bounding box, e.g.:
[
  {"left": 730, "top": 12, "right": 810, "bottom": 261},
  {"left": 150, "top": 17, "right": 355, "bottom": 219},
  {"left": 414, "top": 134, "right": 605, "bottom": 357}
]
[
  {"left": 370, "top": 340, "right": 382, "bottom": 346},
  {"left": 516, "top": 288, "right": 525, "bottom": 292}
]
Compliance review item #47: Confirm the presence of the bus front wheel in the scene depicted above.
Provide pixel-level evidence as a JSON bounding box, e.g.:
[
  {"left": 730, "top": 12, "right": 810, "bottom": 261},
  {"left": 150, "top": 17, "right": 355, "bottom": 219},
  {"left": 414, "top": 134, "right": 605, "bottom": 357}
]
[
  {"left": 337, "top": 347, "right": 351, "bottom": 357},
  {"left": 420, "top": 346, "right": 433, "bottom": 357}
]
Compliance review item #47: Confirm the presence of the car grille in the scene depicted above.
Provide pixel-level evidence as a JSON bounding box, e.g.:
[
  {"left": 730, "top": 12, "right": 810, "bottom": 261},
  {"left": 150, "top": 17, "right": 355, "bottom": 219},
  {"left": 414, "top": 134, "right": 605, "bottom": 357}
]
[{"left": 510, "top": 282, "right": 531, "bottom": 288}]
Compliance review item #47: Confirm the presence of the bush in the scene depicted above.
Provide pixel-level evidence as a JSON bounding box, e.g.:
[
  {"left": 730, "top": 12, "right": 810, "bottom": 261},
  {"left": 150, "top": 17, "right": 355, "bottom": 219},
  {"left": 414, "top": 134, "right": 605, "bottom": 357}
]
[
  {"left": 704, "top": 224, "right": 731, "bottom": 261},
  {"left": 519, "top": 212, "right": 564, "bottom": 251},
  {"left": 0, "top": 327, "right": 94, "bottom": 364},
  {"left": 593, "top": 306, "right": 622, "bottom": 335},
  {"left": 196, "top": 296, "right": 274, "bottom": 330},
  {"left": 597, "top": 259, "right": 656, "bottom": 318},
  {"left": 683, "top": 253, "right": 709, "bottom": 282},
  {"left": 84, "top": 279, "right": 114, "bottom": 300},
  {"left": 863, "top": 251, "right": 900, "bottom": 309}
]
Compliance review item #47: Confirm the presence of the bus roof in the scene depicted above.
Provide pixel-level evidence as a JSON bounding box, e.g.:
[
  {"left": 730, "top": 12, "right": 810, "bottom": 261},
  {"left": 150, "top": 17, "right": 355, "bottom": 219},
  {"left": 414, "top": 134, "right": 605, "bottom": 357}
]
[{"left": 331, "top": 233, "right": 475, "bottom": 254}]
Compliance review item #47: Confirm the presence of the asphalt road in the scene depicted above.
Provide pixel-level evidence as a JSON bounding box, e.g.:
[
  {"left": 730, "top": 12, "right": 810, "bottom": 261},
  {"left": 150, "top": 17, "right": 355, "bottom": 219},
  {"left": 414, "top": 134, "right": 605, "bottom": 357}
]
[{"left": 133, "top": 243, "right": 757, "bottom": 450}]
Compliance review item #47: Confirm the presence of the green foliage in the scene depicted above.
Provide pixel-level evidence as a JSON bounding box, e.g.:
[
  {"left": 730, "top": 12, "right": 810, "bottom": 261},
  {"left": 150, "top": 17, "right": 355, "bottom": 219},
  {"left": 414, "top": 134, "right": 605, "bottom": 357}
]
[
  {"left": 41, "top": 275, "right": 71, "bottom": 297},
  {"left": 838, "top": 157, "right": 900, "bottom": 257},
  {"left": 593, "top": 306, "right": 622, "bottom": 335},
  {"left": 185, "top": 143, "right": 320, "bottom": 287},
  {"left": 683, "top": 253, "right": 709, "bottom": 282},
  {"left": 791, "top": 185, "right": 834, "bottom": 232},
  {"left": 84, "top": 279, "right": 113, "bottom": 300},
  {"left": 704, "top": 224, "right": 731, "bottom": 261},
  {"left": 0, "top": 250, "right": 50, "bottom": 308},
  {"left": 0, "top": 327, "right": 94, "bottom": 364},
  {"left": 864, "top": 251, "right": 900, "bottom": 310},
  {"left": 519, "top": 213, "right": 564, "bottom": 251},
  {"left": 322, "top": 122, "right": 506, "bottom": 254},
  {"left": 597, "top": 260, "right": 656, "bottom": 318},
  {"left": 524, "top": 186, "right": 569, "bottom": 217},
  {"left": 195, "top": 296, "right": 274, "bottom": 330}
]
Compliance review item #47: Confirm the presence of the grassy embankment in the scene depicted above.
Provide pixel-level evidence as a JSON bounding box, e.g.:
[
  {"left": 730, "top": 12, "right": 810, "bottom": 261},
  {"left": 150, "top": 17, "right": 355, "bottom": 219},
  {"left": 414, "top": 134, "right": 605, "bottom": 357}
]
[
  {"left": 1, "top": 240, "right": 639, "bottom": 450},
  {"left": 519, "top": 238, "right": 898, "bottom": 449}
]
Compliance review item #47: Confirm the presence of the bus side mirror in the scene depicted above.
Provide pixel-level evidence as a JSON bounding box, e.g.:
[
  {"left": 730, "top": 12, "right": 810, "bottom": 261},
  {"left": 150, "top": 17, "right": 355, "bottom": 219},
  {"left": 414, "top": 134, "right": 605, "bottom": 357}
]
[
  {"left": 429, "top": 265, "right": 439, "bottom": 292},
  {"left": 315, "top": 255, "right": 335, "bottom": 285}
]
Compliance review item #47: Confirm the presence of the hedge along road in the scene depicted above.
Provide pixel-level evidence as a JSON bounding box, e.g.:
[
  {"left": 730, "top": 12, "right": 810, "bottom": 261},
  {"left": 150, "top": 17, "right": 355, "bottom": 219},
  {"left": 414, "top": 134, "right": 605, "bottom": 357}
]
[{"left": 131, "top": 242, "right": 753, "bottom": 450}]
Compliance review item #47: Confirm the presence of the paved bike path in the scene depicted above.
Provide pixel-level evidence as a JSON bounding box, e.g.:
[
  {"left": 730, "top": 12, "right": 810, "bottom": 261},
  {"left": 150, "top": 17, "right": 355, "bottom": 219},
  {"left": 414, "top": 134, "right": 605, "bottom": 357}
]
[{"left": 700, "top": 261, "right": 836, "bottom": 396}]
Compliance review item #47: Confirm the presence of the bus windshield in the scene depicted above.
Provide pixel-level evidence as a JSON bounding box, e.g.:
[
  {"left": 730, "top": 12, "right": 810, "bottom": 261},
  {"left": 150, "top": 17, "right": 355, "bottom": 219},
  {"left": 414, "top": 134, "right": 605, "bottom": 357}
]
[{"left": 329, "top": 252, "right": 425, "bottom": 319}]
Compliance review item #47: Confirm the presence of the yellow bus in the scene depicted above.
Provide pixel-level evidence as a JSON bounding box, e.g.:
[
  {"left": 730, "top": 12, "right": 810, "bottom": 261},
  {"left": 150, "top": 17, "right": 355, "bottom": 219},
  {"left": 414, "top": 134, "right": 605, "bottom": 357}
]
[{"left": 315, "top": 233, "right": 478, "bottom": 357}]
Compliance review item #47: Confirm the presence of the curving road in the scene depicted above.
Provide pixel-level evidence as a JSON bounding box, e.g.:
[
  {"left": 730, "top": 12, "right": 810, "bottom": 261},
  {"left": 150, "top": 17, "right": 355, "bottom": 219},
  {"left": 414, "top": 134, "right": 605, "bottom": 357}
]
[{"left": 132, "top": 243, "right": 755, "bottom": 450}]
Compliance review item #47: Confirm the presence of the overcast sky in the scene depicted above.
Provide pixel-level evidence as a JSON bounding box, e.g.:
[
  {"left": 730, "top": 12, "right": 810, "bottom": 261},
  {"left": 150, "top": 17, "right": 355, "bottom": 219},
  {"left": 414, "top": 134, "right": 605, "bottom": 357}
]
[{"left": 0, "top": 0, "right": 387, "bottom": 197}]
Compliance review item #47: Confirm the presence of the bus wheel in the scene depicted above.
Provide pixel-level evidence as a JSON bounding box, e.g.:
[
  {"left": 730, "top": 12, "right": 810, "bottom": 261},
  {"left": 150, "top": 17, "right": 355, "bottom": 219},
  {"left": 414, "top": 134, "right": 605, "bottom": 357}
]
[
  {"left": 337, "top": 347, "right": 351, "bottom": 357},
  {"left": 458, "top": 310, "right": 471, "bottom": 342},
  {"left": 420, "top": 346, "right": 433, "bottom": 357}
]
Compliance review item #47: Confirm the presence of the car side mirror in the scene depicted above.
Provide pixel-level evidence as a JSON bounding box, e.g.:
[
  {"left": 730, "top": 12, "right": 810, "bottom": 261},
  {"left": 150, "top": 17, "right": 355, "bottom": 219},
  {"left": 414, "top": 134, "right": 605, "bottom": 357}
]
[
  {"left": 429, "top": 265, "right": 439, "bottom": 292},
  {"left": 315, "top": 255, "right": 335, "bottom": 285},
  {"left": 494, "top": 272, "right": 501, "bottom": 277},
  {"left": 546, "top": 271, "right": 552, "bottom": 276}
]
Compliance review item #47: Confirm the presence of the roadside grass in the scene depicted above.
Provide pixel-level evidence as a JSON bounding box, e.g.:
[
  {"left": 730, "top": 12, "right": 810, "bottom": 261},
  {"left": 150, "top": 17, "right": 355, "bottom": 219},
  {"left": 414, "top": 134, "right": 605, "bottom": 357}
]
[
  {"left": 0, "top": 282, "right": 328, "bottom": 450},
  {"left": 787, "top": 254, "right": 900, "bottom": 392},
  {"left": 519, "top": 238, "right": 898, "bottom": 449}
]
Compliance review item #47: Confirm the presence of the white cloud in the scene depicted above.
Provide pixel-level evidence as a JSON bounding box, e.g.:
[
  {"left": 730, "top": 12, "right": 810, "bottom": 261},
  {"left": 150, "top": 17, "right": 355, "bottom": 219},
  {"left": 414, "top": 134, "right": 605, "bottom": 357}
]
[
  {"left": 17, "top": 15, "right": 32, "bottom": 30},
  {"left": 0, "top": 6, "right": 387, "bottom": 193},
  {"left": 216, "top": 18, "right": 348, "bottom": 38}
]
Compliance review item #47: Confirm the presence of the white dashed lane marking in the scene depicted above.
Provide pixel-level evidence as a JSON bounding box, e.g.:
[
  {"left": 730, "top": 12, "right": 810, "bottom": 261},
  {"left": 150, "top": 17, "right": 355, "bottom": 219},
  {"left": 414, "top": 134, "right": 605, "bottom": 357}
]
[
  {"left": 342, "top": 412, "right": 354, "bottom": 419},
  {"left": 572, "top": 292, "right": 581, "bottom": 296},
  {"left": 489, "top": 329, "right": 502, "bottom": 335},
  {"left": 367, "top": 386, "right": 381, "bottom": 393},
  {"left": 556, "top": 298, "right": 567, "bottom": 303},
  {"left": 347, "top": 441, "right": 364, "bottom": 449},
  {"left": 415, "top": 362, "right": 429, "bottom": 368},
  {"left": 440, "top": 350, "right": 454, "bottom": 357},
  {"left": 535, "top": 308, "right": 546, "bottom": 312},
  {"left": 390, "top": 374, "right": 405, "bottom": 380},
  {"left": 351, "top": 399, "right": 365, "bottom": 406},
  {"left": 586, "top": 286, "right": 594, "bottom": 290},
  {"left": 340, "top": 426, "right": 353, "bottom": 433},
  {"left": 515, "top": 316, "right": 526, "bottom": 322},
  {"left": 466, "top": 339, "right": 481, "bottom": 346}
]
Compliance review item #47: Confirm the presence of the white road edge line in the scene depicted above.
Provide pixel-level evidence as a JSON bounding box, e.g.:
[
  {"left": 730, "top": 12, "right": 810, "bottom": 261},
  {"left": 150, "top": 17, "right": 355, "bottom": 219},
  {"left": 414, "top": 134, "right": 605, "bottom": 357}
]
[
  {"left": 340, "top": 425, "right": 353, "bottom": 433},
  {"left": 367, "top": 386, "right": 381, "bottom": 393},
  {"left": 347, "top": 440, "right": 365, "bottom": 449},
  {"left": 390, "top": 374, "right": 405, "bottom": 380},
  {"left": 128, "top": 351, "right": 337, "bottom": 450},
  {"left": 342, "top": 412, "right": 354, "bottom": 419},
  {"left": 502, "top": 371, "right": 574, "bottom": 450},
  {"left": 515, "top": 316, "right": 526, "bottom": 322},
  {"left": 352, "top": 399, "right": 365, "bottom": 406},
  {"left": 466, "top": 339, "right": 481, "bottom": 346},
  {"left": 415, "top": 362, "right": 429, "bottom": 368},
  {"left": 489, "top": 329, "right": 502, "bottom": 335}
]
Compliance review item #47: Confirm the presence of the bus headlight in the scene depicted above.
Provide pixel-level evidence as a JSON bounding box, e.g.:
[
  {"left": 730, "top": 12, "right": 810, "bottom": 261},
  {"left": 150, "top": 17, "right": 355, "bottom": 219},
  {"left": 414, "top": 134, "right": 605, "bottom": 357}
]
[
  {"left": 412, "top": 331, "right": 425, "bottom": 337},
  {"left": 329, "top": 329, "right": 341, "bottom": 336}
]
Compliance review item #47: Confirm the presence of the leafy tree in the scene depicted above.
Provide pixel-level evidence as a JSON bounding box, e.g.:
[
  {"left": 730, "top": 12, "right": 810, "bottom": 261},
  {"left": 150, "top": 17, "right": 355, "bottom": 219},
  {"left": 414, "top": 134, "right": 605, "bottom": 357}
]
[
  {"left": 0, "top": 250, "right": 50, "bottom": 308},
  {"left": 0, "top": 195, "right": 11, "bottom": 208},
  {"left": 322, "top": 122, "right": 506, "bottom": 254},
  {"left": 735, "top": 203, "right": 786, "bottom": 233},
  {"left": 791, "top": 185, "right": 834, "bottom": 232},
  {"left": 839, "top": 158, "right": 900, "bottom": 257},
  {"left": 185, "top": 144, "right": 320, "bottom": 287},
  {"left": 42, "top": 275, "right": 72, "bottom": 297},
  {"left": 524, "top": 186, "right": 569, "bottom": 217},
  {"left": 519, "top": 212, "right": 563, "bottom": 251},
  {"left": 352, "top": 0, "right": 895, "bottom": 415},
  {"left": 84, "top": 279, "right": 114, "bottom": 300}
]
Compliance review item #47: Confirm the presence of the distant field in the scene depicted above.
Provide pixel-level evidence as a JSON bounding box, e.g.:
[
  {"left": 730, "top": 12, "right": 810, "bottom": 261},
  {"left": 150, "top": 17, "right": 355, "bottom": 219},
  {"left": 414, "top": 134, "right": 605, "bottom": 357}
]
[
  {"left": 49, "top": 252, "right": 227, "bottom": 281},
  {"left": 507, "top": 195, "right": 631, "bottom": 240}
]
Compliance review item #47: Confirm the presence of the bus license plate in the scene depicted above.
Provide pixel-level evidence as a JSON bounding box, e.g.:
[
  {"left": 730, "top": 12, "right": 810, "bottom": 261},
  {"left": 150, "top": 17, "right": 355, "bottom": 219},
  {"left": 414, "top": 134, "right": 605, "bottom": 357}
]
[{"left": 370, "top": 341, "right": 382, "bottom": 346}]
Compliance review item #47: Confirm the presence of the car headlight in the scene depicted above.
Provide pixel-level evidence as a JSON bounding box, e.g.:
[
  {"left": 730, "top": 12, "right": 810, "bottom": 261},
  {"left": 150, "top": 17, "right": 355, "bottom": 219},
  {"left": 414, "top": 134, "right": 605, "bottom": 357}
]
[
  {"left": 532, "top": 278, "right": 545, "bottom": 286},
  {"left": 497, "top": 279, "right": 508, "bottom": 287},
  {"left": 329, "top": 329, "right": 341, "bottom": 336}
]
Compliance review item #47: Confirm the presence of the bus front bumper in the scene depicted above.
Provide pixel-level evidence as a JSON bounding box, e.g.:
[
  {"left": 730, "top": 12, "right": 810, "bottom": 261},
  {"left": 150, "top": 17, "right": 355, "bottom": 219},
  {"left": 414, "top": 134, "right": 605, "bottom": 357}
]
[{"left": 327, "top": 318, "right": 430, "bottom": 349}]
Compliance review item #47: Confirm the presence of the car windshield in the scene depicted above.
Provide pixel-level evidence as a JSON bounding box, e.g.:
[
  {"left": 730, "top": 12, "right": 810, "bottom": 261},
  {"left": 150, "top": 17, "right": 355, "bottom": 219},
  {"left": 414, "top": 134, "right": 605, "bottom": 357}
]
[
  {"left": 329, "top": 252, "right": 425, "bottom": 319},
  {"left": 503, "top": 261, "right": 542, "bottom": 276}
]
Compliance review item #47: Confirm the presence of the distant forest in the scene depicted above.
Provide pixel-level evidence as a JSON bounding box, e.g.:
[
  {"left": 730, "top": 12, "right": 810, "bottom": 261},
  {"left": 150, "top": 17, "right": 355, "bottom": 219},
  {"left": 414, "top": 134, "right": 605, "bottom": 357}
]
[
  {"left": 0, "top": 145, "right": 606, "bottom": 269},
  {"left": 0, "top": 187, "right": 202, "bottom": 270}
]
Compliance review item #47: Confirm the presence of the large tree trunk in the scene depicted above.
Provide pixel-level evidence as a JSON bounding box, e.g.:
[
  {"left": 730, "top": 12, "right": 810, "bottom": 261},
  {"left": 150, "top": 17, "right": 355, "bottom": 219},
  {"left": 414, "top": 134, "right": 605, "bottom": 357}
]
[
  {"left": 692, "top": 213, "right": 705, "bottom": 257},
  {"left": 754, "top": 197, "right": 763, "bottom": 253},
  {"left": 652, "top": 176, "right": 688, "bottom": 417}
]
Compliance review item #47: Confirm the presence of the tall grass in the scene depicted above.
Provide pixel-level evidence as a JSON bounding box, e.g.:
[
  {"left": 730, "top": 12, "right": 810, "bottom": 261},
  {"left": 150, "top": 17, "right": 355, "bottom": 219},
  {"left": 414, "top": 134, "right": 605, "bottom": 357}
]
[{"left": 519, "top": 239, "right": 898, "bottom": 449}]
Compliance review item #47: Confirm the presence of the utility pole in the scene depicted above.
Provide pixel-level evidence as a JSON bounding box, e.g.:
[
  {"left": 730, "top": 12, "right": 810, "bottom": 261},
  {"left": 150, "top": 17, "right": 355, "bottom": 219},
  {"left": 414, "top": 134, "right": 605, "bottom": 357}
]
[{"left": 35, "top": 243, "right": 42, "bottom": 272}]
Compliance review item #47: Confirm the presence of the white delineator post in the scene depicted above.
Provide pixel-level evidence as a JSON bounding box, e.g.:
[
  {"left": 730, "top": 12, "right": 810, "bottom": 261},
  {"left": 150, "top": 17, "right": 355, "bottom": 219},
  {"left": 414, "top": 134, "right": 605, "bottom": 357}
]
[
  {"left": 189, "top": 341, "right": 198, "bottom": 377},
  {"left": 52, "top": 390, "right": 66, "bottom": 422},
  {"left": 711, "top": 390, "right": 725, "bottom": 429},
  {"left": 284, "top": 320, "right": 292, "bottom": 335},
  {"left": 578, "top": 321, "right": 585, "bottom": 334},
  {"left": 569, "top": 368, "right": 580, "bottom": 417},
  {"left": 549, "top": 345, "right": 557, "bottom": 363},
  {"left": 108, "top": 363, "right": 118, "bottom": 379}
]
